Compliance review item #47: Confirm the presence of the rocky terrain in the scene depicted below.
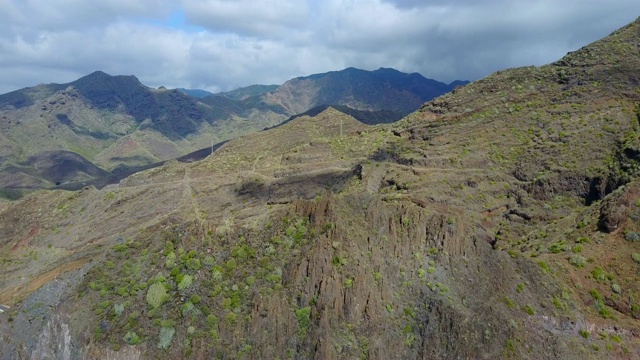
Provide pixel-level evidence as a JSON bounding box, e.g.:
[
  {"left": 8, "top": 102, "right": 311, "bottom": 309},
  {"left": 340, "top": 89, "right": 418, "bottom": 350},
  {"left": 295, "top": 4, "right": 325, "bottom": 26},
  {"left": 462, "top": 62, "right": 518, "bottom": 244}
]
[{"left": 0, "top": 17, "right": 639, "bottom": 360}]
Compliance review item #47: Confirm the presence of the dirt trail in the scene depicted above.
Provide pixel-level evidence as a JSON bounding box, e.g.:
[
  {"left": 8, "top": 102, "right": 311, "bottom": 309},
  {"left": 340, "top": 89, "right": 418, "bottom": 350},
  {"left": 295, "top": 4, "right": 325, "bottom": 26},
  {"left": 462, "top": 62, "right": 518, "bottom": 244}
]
[
  {"left": 183, "top": 168, "right": 205, "bottom": 233},
  {"left": 0, "top": 257, "right": 90, "bottom": 305}
]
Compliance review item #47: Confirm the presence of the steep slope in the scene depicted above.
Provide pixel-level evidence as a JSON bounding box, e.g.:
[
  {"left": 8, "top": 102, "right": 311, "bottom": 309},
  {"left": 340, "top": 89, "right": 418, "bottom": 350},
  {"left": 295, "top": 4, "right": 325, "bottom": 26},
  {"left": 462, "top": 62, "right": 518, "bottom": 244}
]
[{"left": 2, "top": 18, "right": 640, "bottom": 359}]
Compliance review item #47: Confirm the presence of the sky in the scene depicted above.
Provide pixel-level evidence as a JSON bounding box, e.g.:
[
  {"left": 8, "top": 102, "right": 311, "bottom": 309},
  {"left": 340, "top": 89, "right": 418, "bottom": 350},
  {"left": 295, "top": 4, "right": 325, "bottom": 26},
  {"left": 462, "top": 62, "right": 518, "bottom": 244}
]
[{"left": 0, "top": 0, "right": 639, "bottom": 94}]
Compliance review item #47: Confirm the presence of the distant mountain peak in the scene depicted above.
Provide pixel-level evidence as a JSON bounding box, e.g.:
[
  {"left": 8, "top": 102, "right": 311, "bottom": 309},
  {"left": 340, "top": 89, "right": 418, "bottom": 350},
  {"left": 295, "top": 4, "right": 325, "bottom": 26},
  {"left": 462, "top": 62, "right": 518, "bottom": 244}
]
[
  {"left": 87, "top": 70, "right": 110, "bottom": 78},
  {"left": 71, "top": 71, "right": 143, "bottom": 90},
  {"left": 176, "top": 88, "right": 215, "bottom": 98},
  {"left": 269, "top": 67, "right": 468, "bottom": 115}
]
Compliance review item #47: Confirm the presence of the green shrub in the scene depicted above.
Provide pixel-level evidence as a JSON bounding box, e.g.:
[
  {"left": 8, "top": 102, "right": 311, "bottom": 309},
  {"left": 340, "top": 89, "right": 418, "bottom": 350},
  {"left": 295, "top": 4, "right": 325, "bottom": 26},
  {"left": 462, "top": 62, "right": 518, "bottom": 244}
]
[
  {"left": 537, "top": 261, "right": 550, "bottom": 273},
  {"left": 502, "top": 297, "right": 515, "bottom": 308},
  {"left": 295, "top": 307, "right": 311, "bottom": 334},
  {"left": 522, "top": 304, "right": 535, "bottom": 316},
  {"left": 590, "top": 289, "right": 614, "bottom": 318},
  {"left": 579, "top": 330, "right": 590, "bottom": 339},
  {"left": 186, "top": 258, "right": 201, "bottom": 271},
  {"left": 549, "top": 241, "right": 567, "bottom": 253},
  {"left": 572, "top": 245, "right": 583, "bottom": 253},
  {"left": 190, "top": 294, "right": 201, "bottom": 304},
  {"left": 123, "top": 331, "right": 141, "bottom": 345},
  {"left": 266, "top": 272, "right": 281, "bottom": 283},
  {"left": 611, "top": 283, "right": 621, "bottom": 294},
  {"left": 114, "top": 303, "right": 125, "bottom": 316},
  {"left": 293, "top": 225, "right": 307, "bottom": 242},
  {"left": 115, "top": 286, "right": 129, "bottom": 296},
  {"left": 157, "top": 327, "right": 175, "bottom": 350},
  {"left": 175, "top": 273, "right": 184, "bottom": 284},
  {"left": 624, "top": 231, "right": 640, "bottom": 242},
  {"left": 225, "top": 312, "right": 237, "bottom": 325},
  {"left": 632, "top": 253, "right": 640, "bottom": 264},
  {"left": 331, "top": 256, "right": 342, "bottom": 266},
  {"left": 592, "top": 267, "right": 606, "bottom": 282},
  {"left": 165, "top": 252, "right": 176, "bottom": 269},
  {"left": 112, "top": 243, "right": 129, "bottom": 252},
  {"left": 373, "top": 272, "right": 381, "bottom": 283},
  {"left": 611, "top": 335, "right": 621, "bottom": 343},
  {"left": 504, "top": 338, "right": 516, "bottom": 355},
  {"left": 146, "top": 283, "right": 169, "bottom": 308},
  {"left": 211, "top": 265, "right": 223, "bottom": 281},
  {"left": 552, "top": 296, "right": 567, "bottom": 311},
  {"left": 160, "top": 319, "right": 176, "bottom": 328},
  {"left": 516, "top": 283, "right": 524, "bottom": 293},
  {"left": 344, "top": 278, "right": 353, "bottom": 288},
  {"left": 163, "top": 241, "right": 174, "bottom": 255},
  {"left": 178, "top": 274, "right": 193, "bottom": 291},
  {"left": 225, "top": 259, "right": 237, "bottom": 271},
  {"left": 203, "top": 256, "right": 215, "bottom": 267},
  {"left": 569, "top": 255, "right": 586, "bottom": 268},
  {"left": 575, "top": 236, "right": 590, "bottom": 244},
  {"left": 206, "top": 314, "right": 218, "bottom": 328},
  {"left": 285, "top": 226, "right": 296, "bottom": 236},
  {"left": 180, "top": 302, "right": 194, "bottom": 316},
  {"left": 417, "top": 269, "right": 426, "bottom": 279},
  {"left": 99, "top": 300, "right": 112, "bottom": 309}
]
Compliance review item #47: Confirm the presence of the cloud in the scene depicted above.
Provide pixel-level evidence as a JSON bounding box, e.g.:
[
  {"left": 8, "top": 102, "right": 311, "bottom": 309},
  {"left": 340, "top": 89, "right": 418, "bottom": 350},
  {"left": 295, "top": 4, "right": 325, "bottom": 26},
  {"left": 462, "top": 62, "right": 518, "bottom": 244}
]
[
  {"left": 182, "top": 0, "right": 310, "bottom": 39},
  {"left": 0, "top": 0, "right": 173, "bottom": 35},
  {"left": 0, "top": 0, "right": 639, "bottom": 94}
]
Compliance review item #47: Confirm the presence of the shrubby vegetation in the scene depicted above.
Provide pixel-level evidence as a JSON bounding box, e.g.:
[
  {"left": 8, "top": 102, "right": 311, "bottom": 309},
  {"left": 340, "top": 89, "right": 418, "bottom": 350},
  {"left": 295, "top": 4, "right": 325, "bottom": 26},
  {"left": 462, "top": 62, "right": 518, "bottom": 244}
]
[{"left": 81, "top": 216, "right": 317, "bottom": 355}]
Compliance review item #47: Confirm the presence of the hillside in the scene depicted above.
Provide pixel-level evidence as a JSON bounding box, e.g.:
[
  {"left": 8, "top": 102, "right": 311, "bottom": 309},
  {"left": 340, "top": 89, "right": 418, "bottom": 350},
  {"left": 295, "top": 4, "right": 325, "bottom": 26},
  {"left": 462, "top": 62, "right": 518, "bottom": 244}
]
[
  {"left": 1, "top": 18, "right": 640, "bottom": 359},
  {"left": 0, "top": 69, "right": 461, "bottom": 191},
  {"left": 216, "top": 84, "right": 279, "bottom": 100}
]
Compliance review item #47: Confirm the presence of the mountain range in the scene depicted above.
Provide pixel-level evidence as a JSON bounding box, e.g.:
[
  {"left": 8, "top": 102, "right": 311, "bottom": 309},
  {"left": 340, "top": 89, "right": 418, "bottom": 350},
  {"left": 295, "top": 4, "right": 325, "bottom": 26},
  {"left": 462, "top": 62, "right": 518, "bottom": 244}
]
[
  {"left": 1, "top": 16, "right": 640, "bottom": 360},
  {"left": 0, "top": 67, "right": 465, "bottom": 191}
]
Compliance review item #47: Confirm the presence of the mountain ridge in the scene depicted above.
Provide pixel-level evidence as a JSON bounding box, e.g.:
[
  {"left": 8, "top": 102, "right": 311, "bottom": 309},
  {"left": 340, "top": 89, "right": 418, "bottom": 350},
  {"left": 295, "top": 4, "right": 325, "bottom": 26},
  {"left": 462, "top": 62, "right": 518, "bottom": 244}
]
[{"left": 0, "top": 67, "right": 465, "bottom": 191}]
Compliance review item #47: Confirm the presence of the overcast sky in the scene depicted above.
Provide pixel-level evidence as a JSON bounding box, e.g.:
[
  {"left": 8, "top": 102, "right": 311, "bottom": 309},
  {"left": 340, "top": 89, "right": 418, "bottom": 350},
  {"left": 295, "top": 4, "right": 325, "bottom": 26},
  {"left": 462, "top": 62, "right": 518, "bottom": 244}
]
[{"left": 0, "top": 0, "right": 639, "bottom": 94}]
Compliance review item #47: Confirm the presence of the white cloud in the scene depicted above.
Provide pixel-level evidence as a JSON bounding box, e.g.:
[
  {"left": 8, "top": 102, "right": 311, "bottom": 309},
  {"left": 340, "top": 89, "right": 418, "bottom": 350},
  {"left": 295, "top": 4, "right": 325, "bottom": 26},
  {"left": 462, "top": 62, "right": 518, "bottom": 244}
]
[{"left": 0, "top": 0, "right": 639, "bottom": 94}]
